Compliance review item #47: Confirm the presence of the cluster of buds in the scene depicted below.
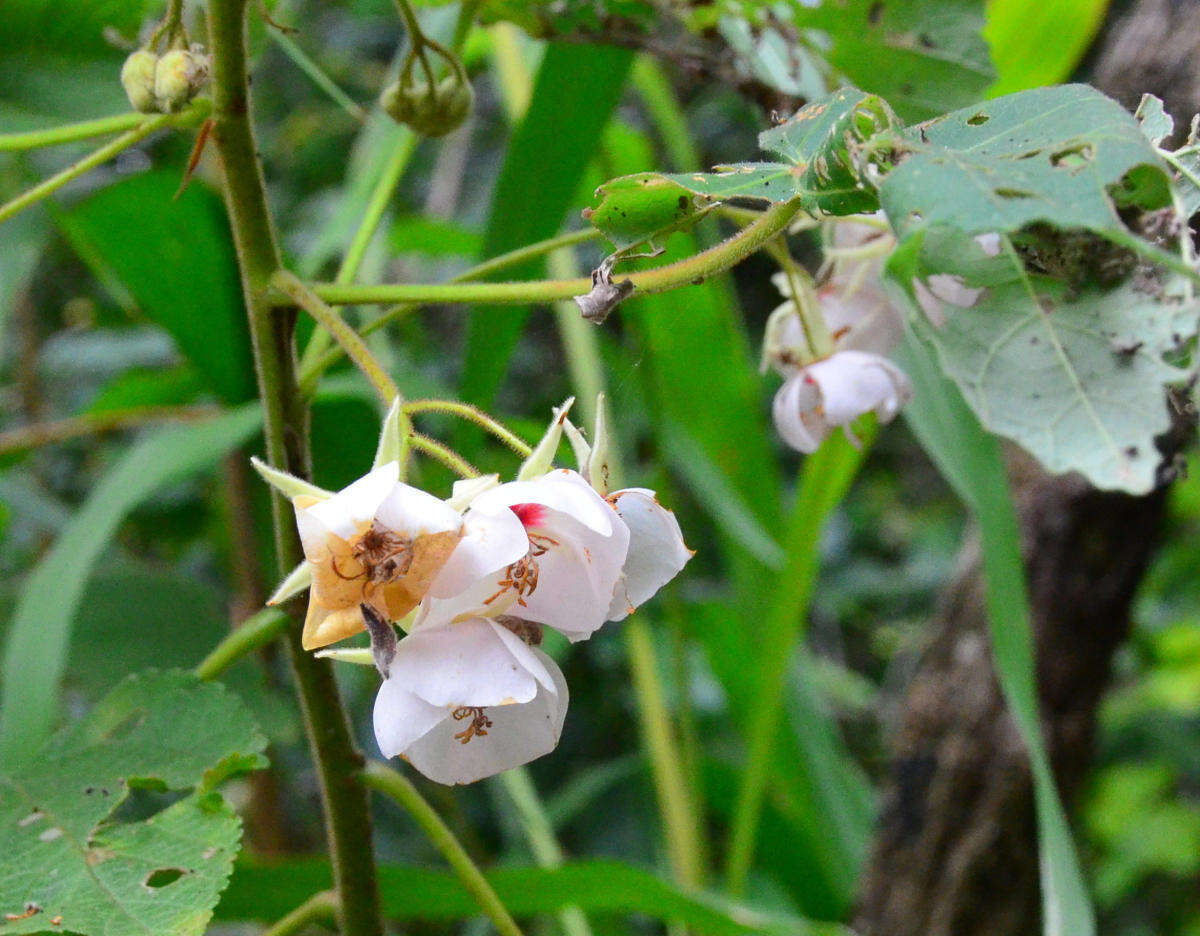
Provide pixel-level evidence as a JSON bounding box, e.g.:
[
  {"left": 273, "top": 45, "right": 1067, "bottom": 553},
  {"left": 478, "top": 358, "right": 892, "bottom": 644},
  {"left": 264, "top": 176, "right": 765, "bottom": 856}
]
[
  {"left": 380, "top": 38, "right": 472, "bottom": 138},
  {"left": 256, "top": 398, "right": 691, "bottom": 785},
  {"left": 121, "top": 45, "right": 210, "bottom": 114},
  {"left": 762, "top": 215, "right": 913, "bottom": 452}
]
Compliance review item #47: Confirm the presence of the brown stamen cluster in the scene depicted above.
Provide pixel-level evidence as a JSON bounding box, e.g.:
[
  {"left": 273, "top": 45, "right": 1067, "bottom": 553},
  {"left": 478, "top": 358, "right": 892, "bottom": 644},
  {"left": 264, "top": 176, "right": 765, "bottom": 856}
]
[
  {"left": 332, "top": 523, "right": 415, "bottom": 597},
  {"left": 452, "top": 706, "right": 492, "bottom": 743},
  {"left": 484, "top": 533, "right": 559, "bottom": 607}
]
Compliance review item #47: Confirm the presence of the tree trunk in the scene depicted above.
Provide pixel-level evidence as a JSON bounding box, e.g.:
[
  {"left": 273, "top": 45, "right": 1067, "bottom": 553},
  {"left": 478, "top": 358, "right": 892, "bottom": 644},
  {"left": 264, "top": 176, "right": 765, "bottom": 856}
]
[{"left": 853, "top": 3, "right": 1199, "bottom": 932}]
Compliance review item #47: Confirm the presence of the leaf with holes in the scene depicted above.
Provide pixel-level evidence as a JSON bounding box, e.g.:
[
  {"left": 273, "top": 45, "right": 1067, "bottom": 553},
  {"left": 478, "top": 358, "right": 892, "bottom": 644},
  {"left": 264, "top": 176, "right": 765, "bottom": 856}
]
[
  {"left": 0, "top": 670, "right": 267, "bottom": 935},
  {"left": 888, "top": 240, "right": 1199, "bottom": 493},
  {"left": 878, "top": 84, "right": 1173, "bottom": 249}
]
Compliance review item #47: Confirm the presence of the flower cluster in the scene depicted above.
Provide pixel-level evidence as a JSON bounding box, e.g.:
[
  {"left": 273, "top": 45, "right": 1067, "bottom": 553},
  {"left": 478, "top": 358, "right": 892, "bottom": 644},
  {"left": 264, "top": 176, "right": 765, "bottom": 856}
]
[
  {"left": 256, "top": 400, "right": 691, "bottom": 785},
  {"left": 762, "top": 216, "right": 913, "bottom": 453}
]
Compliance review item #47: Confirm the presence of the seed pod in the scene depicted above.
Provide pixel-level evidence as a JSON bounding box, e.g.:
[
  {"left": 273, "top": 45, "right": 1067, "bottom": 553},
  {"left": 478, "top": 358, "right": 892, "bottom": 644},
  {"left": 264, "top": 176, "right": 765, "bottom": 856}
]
[
  {"left": 155, "top": 48, "right": 209, "bottom": 113},
  {"left": 121, "top": 50, "right": 160, "bottom": 114}
]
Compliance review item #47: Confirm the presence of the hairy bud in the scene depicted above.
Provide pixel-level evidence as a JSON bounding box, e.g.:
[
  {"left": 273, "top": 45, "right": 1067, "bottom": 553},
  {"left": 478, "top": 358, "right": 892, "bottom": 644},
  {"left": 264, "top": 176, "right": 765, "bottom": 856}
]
[
  {"left": 154, "top": 47, "right": 210, "bottom": 113},
  {"left": 381, "top": 73, "right": 473, "bottom": 138},
  {"left": 120, "top": 50, "right": 160, "bottom": 114}
]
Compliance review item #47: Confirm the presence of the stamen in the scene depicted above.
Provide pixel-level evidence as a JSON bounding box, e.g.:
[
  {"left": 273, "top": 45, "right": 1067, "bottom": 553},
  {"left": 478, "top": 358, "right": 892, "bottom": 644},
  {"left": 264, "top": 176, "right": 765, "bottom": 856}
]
[{"left": 452, "top": 706, "right": 492, "bottom": 743}]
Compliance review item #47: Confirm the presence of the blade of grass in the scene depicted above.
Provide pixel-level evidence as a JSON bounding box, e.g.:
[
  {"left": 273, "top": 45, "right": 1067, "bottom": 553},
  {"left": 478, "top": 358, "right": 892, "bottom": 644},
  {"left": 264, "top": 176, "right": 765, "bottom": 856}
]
[{"left": 896, "top": 332, "right": 1096, "bottom": 936}]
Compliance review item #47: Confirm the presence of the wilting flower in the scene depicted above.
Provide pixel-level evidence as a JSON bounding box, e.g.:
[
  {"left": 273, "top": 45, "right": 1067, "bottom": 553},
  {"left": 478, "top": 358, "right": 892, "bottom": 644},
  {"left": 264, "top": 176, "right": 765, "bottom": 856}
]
[
  {"left": 372, "top": 610, "right": 568, "bottom": 786},
  {"left": 292, "top": 462, "right": 463, "bottom": 649},
  {"left": 772, "top": 350, "right": 912, "bottom": 453}
]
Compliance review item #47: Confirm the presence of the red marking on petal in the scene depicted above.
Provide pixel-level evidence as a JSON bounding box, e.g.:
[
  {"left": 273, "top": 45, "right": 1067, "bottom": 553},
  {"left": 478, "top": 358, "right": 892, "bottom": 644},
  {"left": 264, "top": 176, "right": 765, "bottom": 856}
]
[{"left": 510, "top": 503, "right": 545, "bottom": 528}]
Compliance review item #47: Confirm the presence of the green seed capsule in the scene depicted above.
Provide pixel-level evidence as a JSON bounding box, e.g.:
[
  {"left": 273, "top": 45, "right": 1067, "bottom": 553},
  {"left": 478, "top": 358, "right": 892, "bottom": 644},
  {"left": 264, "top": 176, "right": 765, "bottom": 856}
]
[{"left": 121, "top": 50, "right": 160, "bottom": 114}]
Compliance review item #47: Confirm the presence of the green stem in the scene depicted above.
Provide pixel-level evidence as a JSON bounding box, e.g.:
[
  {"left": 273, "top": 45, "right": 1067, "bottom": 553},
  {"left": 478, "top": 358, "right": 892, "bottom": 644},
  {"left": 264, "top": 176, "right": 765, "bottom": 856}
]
[
  {"left": 269, "top": 28, "right": 367, "bottom": 122},
  {"left": 405, "top": 399, "right": 532, "bottom": 456},
  {"left": 0, "top": 112, "right": 145, "bottom": 152},
  {"left": 195, "top": 608, "right": 290, "bottom": 681},
  {"left": 261, "top": 891, "right": 338, "bottom": 936},
  {"left": 362, "top": 762, "right": 527, "bottom": 936},
  {"left": 206, "top": 2, "right": 383, "bottom": 934},
  {"left": 626, "top": 617, "right": 705, "bottom": 889},
  {"left": 308, "top": 198, "right": 805, "bottom": 305},
  {"left": 498, "top": 769, "right": 594, "bottom": 936},
  {"left": 273, "top": 269, "right": 399, "bottom": 404},
  {"left": 723, "top": 426, "right": 874, "bottom": 897},
  {"left": 296, "top": 229, "right": 603, "bottom": 393},
  {"left": 0, "top": 114, "right": 172, "bottom": 225},
  {"left": 410, "top": 430, "right": 480, "bottom": 477}
]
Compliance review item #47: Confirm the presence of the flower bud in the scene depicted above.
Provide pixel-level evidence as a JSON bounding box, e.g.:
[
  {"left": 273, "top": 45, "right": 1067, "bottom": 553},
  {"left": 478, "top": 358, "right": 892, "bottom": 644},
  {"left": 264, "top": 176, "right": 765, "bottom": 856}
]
[
  {"left": 121, "top": 50, "right": 160, "bottom": 113},
  {"left": 155, "top": 47, "right": 209, "bottom": 113},
  {"left": 381, "top": 73, "right": 473, "bottom": 138}
]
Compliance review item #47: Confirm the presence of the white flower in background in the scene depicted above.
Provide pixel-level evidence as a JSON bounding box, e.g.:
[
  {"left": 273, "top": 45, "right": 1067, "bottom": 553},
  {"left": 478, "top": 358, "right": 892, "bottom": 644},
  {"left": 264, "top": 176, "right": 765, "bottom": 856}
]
[
  {"left": 291, "top": 463, "right": 463, "bottom": 649},
  {"left": 772, "top": 350, "right": 912, "bottom": 454}
]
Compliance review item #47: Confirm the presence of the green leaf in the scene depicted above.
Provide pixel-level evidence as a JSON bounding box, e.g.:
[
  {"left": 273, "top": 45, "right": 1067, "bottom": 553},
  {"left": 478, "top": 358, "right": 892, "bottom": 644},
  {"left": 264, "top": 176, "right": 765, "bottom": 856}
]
[
  {"left": 390, "top": 214, "right": 482, "bottom": 258},
  {"left": 0, "top": 670, "right": 266, "bottom": 936},
  {"left": 879, "top": 85, "right": 1172, "bottom": 246},
  {"left": 896, "top": 331, "right": 1097, "bottom": 936},
  {"left": 985, "top": 0, "right": 1108, "bottom": 97},
  {"left": 219, "top": 858, "right": 852, "bottom": 935},
  {"left": 458, "top": 42, "right": 633, "bottom": 412},
  {"left": 0, "top": 405, "right": 263, "bottom": 763},
  {"left": 661, "top": 162, "right": 800, "bottom": 203},
  {"left": 889, "top": 240, "right": 1197, "bottom": 494},
  {"left": 0, "top": 0, "right": 155, "bottom": 58},
  {"left": 58, "top": 172, "right": 256, "bottom": 404}
]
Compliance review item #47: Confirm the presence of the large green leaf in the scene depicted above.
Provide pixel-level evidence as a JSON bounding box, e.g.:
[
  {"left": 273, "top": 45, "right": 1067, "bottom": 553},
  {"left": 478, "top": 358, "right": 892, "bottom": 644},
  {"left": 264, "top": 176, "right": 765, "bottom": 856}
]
[
  {"left": 896, "top": 331, "right": 1097, "bottom": 936},
  {"left": 59, "top": 172, "right": 256, "bottom": 405},
  {"left": 0, "top": 670, "right": 266, "bottom": 936},
  {"left": 879, "top": 84, "right": 1172, "bottom": 246},
  {"left": 0, "top": 405, "right": 263, "bottom": 762},
  {"left": 889, "top": 235, "right": 1198, "bottom": 493},
  {"left": 457, "top": 42, "right": 633, "bottom": 411},
  {"left": 219, "top": 858, "right": 851, "bottom": 935}
]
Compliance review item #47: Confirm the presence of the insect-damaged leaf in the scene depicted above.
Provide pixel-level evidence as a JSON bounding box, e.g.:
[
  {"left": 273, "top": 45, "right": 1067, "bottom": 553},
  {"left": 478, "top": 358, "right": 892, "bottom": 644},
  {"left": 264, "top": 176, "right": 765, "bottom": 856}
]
[
  {"left": 0, "top": 670, "right": 267, "bottom": 936},
  {"left": 586, "top": 173, "right": 713, "bottom": 251},
  {"left": 878, "top": 84, "right": 1174, "bottom": 247}
]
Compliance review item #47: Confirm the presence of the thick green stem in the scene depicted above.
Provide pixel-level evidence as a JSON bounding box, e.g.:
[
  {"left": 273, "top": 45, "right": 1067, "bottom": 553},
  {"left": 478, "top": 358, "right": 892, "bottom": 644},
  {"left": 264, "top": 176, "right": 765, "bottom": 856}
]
[
  {"left": 363, "top": 762, "right": 527, "bottom": 936},
  {"left": 206, "top": 2, "right": 383, "bottom": 934},
  {"left": 309, "top": 198, "right": 804, "bottom": 305},
  {"left": 195, "top": 608, "right": 289, "bottom": 681}
]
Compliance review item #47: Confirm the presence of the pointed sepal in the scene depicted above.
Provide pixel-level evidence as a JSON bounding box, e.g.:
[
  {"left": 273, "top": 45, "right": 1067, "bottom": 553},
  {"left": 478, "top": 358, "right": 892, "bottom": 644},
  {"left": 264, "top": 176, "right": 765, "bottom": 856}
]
[
  {"left": 267, "top": 561, "right": 312, "bottom": 606},
  {"left": 314, "top": 647, "right": 376, "bottom": 666},
  {"left": 374, "top": 395, "right": 412, "bottom": 471},
  {"left": 251, "top": 456, "right": 332, "bottom": 501},
  {"left": 562, "top": 418, "right": 591, "bottom": 472},
  {"left": 517, "top": 397, "right": 575, "bottom": 481},
  {"left": 585, "top": 395, "right": 612, "bottom": 496}
]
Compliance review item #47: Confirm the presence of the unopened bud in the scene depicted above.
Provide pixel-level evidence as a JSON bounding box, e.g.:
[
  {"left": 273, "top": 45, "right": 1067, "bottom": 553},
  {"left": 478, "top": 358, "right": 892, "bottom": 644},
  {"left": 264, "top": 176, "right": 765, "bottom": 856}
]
[
  {"left": 121, "top": 50, "right": 160, "bottom": 113},
  {"left": 381, "top": 73, "right": 473, "bottom": 138},
  {"left": 155, "top": 47, "right": 209, "bottom": 113}
]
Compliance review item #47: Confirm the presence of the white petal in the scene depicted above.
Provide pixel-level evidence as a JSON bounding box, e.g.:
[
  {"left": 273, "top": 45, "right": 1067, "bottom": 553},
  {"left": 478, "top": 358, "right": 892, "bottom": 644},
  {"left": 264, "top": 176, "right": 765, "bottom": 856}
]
[
  {"left": 388, "top": 618, "right": 540, "bottom": 707},
  {"left": 606, "top": 489, "right": 692, "bottom": 621},
  {"left": 516, "top": 509, "right": 629, "bottom": 641},
  {"left": 373, "top": 679, "right": 448, "bottom": 759},
  {"left": 487, "top": 620, "right": 558, "bottom": 692},
  {"left": 926, "top": 273, "right": 983, "bottom": 308},
  {"left": 427, "top": 507, "right": 529, "bottom": 600},
  {"left": 820, "top": 285, "right": 905, "bottom": 357},
  {"left": 403, "top": 651, "right": 568, "bottom": 785},
  {"left": 807, "top": 350, "right": 912, "bottom": 426},
  {"left": 375, "top": 482, "right": 462, "bottom": 537},
  {"left": 300, "top": 462, "right": 400, "bottom": 543},
  {"left": 772, "top": 372, "right": 829, "bottom": 453},
  {"left": 471, "top": 469, "right": 614, "bottom": 537}
]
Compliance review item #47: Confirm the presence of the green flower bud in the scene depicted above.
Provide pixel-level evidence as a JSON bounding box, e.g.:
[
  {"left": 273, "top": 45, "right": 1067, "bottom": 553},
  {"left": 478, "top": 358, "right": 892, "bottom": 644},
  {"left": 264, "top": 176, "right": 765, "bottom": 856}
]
[
  {"left": 121, "top": 50, "right": 160, "bottom": 114},
  {"left": 380, "top": 73, "right": 473, "bottom": 138},
  {"left": 154, "top": 48, "right": 210, "bottom": 113}
]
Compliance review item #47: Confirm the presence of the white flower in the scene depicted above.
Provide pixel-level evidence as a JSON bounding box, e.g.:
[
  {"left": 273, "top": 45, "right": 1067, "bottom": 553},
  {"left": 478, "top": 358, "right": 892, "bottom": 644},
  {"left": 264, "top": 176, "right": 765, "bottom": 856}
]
[
  {"left": 771, "top": 350, "right": 913, "bottom": 453},
  {"left": 293, "top": 462, "right": 463, "bottom": 649},
  {"left": 420, "top": 468, "right": 630, "bottom": 642},
  {"left": 372, "top": 614, "right": 567, "bottom": 785},
  {"left": 605, "top": 488, "right": 692, "bottom": 621}
]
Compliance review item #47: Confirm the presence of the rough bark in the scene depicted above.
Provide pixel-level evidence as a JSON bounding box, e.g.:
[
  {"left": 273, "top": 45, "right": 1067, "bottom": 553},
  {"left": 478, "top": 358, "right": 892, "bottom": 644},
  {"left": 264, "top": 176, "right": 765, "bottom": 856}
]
[{"left": 853, "top": 3, "right": 1200, "bottom": 932}]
